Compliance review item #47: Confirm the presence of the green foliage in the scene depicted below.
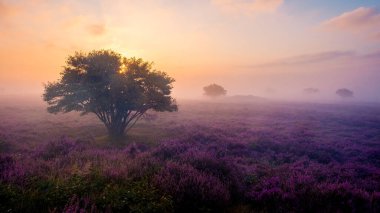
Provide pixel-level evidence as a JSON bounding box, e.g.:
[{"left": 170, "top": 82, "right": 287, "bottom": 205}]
[
  {"left": 0, "top": 183, "right": 20, "bottom": 212},
  {"left": 0, "top": 169, "right": 173, "bottom": 213},
  {"left": 43, "top": 50, "right": 177, "bottom": 138},
  {"left": 98, "top": 179, "right": 173, "bottom": 213}
]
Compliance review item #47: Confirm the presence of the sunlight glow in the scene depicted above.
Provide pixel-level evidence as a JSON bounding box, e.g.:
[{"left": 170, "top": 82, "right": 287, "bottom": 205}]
[
  {"left": 0, "top": 0, "right": 379, "bottom": 101},
  {"left": 119, "top": 63, "right": 126, "bottom": 74}
]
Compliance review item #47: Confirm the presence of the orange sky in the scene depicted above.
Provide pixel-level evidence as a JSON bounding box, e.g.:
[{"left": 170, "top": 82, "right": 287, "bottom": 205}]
[{"left": 1, "top": 0, "right": 380, "bottom": 101}]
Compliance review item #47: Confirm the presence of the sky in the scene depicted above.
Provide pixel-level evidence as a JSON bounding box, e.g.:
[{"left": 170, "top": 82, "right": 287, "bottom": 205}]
[{"left": 1, "top": 0, "right": 380, "bottom": 101}]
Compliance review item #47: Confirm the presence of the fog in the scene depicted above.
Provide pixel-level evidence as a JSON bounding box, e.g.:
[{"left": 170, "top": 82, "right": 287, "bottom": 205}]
[
  {"left": 3, "top": 49, "right": 379, "bottom": 104},
  {"left": 168, "top": 50, "right": 380, "bottom": 103}
]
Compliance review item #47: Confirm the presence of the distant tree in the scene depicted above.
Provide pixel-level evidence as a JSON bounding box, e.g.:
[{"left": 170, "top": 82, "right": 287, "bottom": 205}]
[
  {"left": 43, "top": 50, "right": 177, "bottom": 139},
  {"left": 336, "top": 88, "right": 354, "bottom": 98},
  {"left": 203, "top": 84, "right": 227, "bottom": 97},
  {"left": 303, "top": 88, "right": 319, "bottom": 95}
]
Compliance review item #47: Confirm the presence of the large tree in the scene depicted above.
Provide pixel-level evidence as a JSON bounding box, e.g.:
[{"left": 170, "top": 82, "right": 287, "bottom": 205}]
[{"left": 43, "top": 50, "right": 177, "bottom": 138}]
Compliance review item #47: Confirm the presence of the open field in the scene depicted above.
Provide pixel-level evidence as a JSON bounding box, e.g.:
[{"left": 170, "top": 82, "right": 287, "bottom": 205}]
[{"left": 1, "top": 98, "right": 380, "bottom": 212}]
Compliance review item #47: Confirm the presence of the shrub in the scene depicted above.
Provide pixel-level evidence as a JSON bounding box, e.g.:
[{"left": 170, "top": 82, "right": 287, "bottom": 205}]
[
  {"left": 154, "top": 162, "right": 230, "bottom": 212},
  {"left": 37, "top": 137, "right": 80, "bottom": 160}
]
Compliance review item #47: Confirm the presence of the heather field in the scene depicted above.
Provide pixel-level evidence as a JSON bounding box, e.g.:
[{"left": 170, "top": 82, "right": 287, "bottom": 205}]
[{"left": 1, "top": 99, "right": 380, "bottom": 212}]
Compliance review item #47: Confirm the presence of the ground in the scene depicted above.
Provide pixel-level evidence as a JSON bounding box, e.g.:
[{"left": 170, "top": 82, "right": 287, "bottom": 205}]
[{"left": 1, "top": 97, "right": 380, "bottom": 212}]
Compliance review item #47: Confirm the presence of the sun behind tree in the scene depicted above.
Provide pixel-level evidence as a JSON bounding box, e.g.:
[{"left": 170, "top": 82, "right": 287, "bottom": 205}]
[{"left": 43, "top": 50, "right": 177, "bottom": 139}]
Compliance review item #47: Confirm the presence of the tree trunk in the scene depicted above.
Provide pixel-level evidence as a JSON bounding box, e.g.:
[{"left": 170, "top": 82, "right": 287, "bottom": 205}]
[
  {"left": 107, "top": 125, "right": 126, "bottom": 139},
  {"left": 94, "top": 111, "right": 143, "bottom": 140}
]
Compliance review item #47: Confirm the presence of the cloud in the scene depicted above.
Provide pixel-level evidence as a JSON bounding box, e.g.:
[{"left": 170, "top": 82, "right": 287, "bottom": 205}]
[
  {"left": 320, "top": 7, "right": 380, "bottom": 41},
  {"left": 241, "top": 49, "right": 380, "bottom": 70},
  {"left": 211, "top": 0, "right": 283, "bottom": 15},
  {"left": 372, "top": 32, "right": 380, "bottom": 41},
  {"left": 253, "top": 51, "right": 355, "bottom": 67},
  {"left": 321, "top": 7, "right": 380, "bottom": 30},
  {"left": 0, "top": 0, "right": 18, "bottom": 19},
  {"left": 284, "top": 51, "right": 355, "bottom": 64},
  {"left": 362, "top": 50, "right": 380, "bottom": 60},
  {"left": 87, "top": 24, "right": 106, "bottom": 36},
  {"left": 0, "top": 1, "right": 10, "bottom": 16},
  {"left": 0, "top": 0, "right": 109, "bottom": 50}
]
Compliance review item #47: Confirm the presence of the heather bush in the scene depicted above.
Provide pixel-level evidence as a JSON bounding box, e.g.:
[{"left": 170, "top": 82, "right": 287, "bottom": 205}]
[
  {"left": 178, "top": 150, "right": 244, "bottom": 199},
  {"left": 36, "top": 136, "right": 82, "bottom": 160},
  {"left": 153, "top": 162, "right": 230, "bottom": 212},
  {"left": 305, "top": 183, "right": 371, "bottom": 212},
  {"left": 372, "top": 192, "right": 380, "bottom": 212},
  {"left": 152, "top": 139, "right": 191, "bottom": 160},
  {"left": 0, "top": 156, "right": 14, "bottom": 176},
  {"left": 0, "top": 137, "right": 12, "bottom": 153},
  {"left": 97, "top": 179, "right": 173, "bottom": 212},
  {"left": 0, "top": 167, "right": 173, "bottom": 212},
  {"left": 61, "top": 195, "right": 99, "bottom": 213},
  {"left": 0, "top": 183, "right": 20, "bottom": 212}
]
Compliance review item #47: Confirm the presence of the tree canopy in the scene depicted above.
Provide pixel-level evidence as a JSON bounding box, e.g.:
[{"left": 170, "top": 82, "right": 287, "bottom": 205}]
[
  {"left": 336, "top": 88, "right": 354, "bottom": 98},
  {"left": 43, "top": 50, "right": 177, "bottom": 138},
  {"left": 203, "top": 84, "right": 227, "bottom": 97},
  {"left": 303, "top": 88, "right": 319, "bottom": 95}
]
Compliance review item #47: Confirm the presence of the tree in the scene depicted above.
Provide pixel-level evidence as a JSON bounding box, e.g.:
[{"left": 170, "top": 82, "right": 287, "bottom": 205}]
[
  {"left": 336, "top": 88, "right": 354, "bottom": 98},
  {"left": 43, "top": 50, "right": 177, "bottom": 139},
  {"left": 303, "top": 88, "right": 319, "bottom": 95},
  {"left": 203, "top": 84, "right": 227, "bottom": 97}
]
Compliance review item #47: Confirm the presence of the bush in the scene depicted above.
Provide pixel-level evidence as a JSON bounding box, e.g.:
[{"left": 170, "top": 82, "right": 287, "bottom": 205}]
[
  {"left": 37, "top": 137, "right": 80, "bottom": 160},
  {"left": 154, "top": 162, "right": 230, "bottom": 212}
]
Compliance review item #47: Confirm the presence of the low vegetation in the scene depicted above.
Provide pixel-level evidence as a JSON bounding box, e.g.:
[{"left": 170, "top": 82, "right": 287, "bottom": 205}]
[{"left": 1, "top": 100, "right": 380, "bottom": 212}]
